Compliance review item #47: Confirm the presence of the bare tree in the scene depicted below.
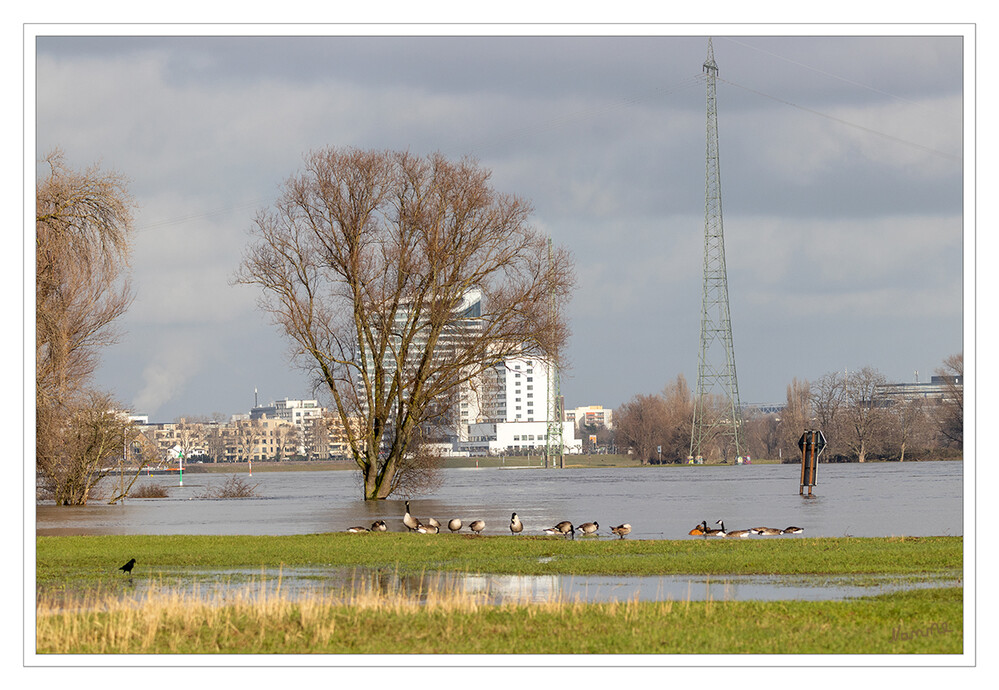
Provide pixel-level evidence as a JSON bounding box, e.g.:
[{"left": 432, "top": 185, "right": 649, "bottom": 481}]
[
  {"left": 742, "top": 408, "right": 780, "bottom": 461},
  {"left": 842, "top": 366, "right": 890, "bottom": 463},
  {"left": 935, "top": 353, "right": 963, "bottom": 448},
  {"left": 36, "top": 150, "right": 136, "bottom": 504},
  {"left": 886, "top": 396, "right": 926, "bottom": 462},
  {"left": 236, "top": 148, "right": 574, "bottom": 499},
  {"left": 273, "top": 423, "right": 301, "bottom": 460},
  {"left": 36, "top": 391, "right": 142, "bottom": 505},
  {"left": 660, "top": 375, "right": 694, "bottom": 463},
  {"left": 780, "top": 378, "right": 811, "bottom": 462},
  {"left": 614, "top": 394, "right": 668, "bottom": 465},
  {"left": 810, "top": 371, "right": 848, "bottom": 459}
]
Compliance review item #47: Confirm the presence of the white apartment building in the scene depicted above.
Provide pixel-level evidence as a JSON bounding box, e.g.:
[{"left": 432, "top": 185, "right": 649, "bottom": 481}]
[{"left": 457, "top": 354, "right": 580, "bottom": 455}]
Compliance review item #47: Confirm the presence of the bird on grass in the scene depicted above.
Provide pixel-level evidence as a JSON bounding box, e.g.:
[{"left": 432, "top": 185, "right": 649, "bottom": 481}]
[
  {"left": 610, "top": 524, "right": 632, "bottom": 539},
  {"left": 118, "top": 558, "right": 136, "bottom": 576},
  {"left": 416, "top": 522, "right": 439, "bottom": 534},
  {"left": 510, "top": 512, "right": 524, "bottom": 535},
  {"left": 448, "top": 518, "right": 462, "bottom": 533},
  {"left": 346, "top": 526, "right": 369, "bottom": 533},
  {"left": 468, "top": 520, "right": 486, "bottom": 535},
  {"left": 576, "top": 521, "right": 599, "bottom": 537},
  {"left": 371, "top": 520, "right": 388, "bottom": 532},
  {"left": 689, "top": 521, "right": 708, "bottom": 536},
  {"left": 781, "top": 526, "right": 804, "bottom": 535},
  {"left": 403, "top": 501, "right": 419, "bottom": 532},
  {"left": 544, "top": 521, "right": 574, "bottom": 539}
]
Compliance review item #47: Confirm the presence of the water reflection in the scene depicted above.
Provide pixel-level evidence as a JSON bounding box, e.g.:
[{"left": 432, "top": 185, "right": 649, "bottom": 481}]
[{"left": 115, "top": 566, "right": 960, "bottom": 606}]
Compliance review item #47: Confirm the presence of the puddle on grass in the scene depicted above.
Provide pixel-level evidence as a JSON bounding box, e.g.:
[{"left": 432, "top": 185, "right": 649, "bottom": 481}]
[{"left": 91, "top": 567, "right": 961, "bottom": 606}]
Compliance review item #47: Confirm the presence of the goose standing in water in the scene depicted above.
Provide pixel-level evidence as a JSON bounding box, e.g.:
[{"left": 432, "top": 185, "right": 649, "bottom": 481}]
[
  {"left": 510, "top": 512, "right": 524, "bottom": 535},
  {"left": 403, "top": 501, "right": 419, "bottom": 532},
  {"left": 716, "top": 520, "right": 751, "bottom": 538},
  {"left": 703, "top": 521, "right": 726, "bottom": 537},
  {"left": 610, "top": 524, "right": 631, "bottom": 539},
  {"left": 576, "top": 521, "right": 599, "bottom": 537},
  {"left": 468, "top": 519, "right": 486, "bottom": 535},
  {"left": 448, "top": 518, "right": 462, "bottom": 533},
  {"left": 544, "top": 521, "right": 574, "bottom": 539}
]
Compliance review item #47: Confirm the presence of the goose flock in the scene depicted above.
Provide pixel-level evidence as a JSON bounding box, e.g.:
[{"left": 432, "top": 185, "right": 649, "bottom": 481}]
[
  {"left": 688, "top": 520, "right": 804, "bottom": 537},
  {"left": 344, "top": 502, "right": 804, "bottom": 539},
  {"left": 344, "top": 501, "right": 631, "bottom": 539}
]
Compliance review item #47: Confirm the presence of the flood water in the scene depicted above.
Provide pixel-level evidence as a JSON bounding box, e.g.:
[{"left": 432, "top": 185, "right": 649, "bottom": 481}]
[
  {"left": 36, "top": 461, "right": 963, "bottom": 539},
  {"left": 116, "top": 566, "right": 962, "bottom": 606}
]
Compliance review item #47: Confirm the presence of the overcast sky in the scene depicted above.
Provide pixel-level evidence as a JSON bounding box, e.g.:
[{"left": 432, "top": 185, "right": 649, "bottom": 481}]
[{"left": 31, "top": 28, "right": 968, "bottom": 422}]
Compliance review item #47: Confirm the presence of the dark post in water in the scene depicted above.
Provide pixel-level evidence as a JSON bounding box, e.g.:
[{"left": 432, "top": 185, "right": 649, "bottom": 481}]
[{"left": 798, "top": 429, "right": 827, "bottom": 497}]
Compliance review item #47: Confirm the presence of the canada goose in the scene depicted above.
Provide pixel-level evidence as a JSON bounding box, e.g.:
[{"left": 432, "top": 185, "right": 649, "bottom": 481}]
[
  {"left": 689, "top": 521, "right": 708, "bottom": 536},
  {"left": 346, "top": 526, "right": 369, "bottom": 533},
  {"left": 468, "top": 519, "right": 486, "bottom": 535},
  {"left": 545, "top": 521, "right": 574, "bottom": 539},
  {"left": 750, "top": 527, "right": 781, "bottom": 536},
  {"left": 371, "top": 520, "right": 388, "bottom": 532},
  {"left": 703, "top": 521, "right": 726, "bottom": 537},
  {"left": 428, "top": 517, "right": 441, "bottom": 529},
  {"left": 782, "top": 526, "right": 804, "bottom": 534},
  {"left": 610, "top": 523, "right": 632, "bottom": 539},
  {"left": 577, "top": 521, "right": 599, "bottom": 537},
  {"left": 403, "top": 501, "right": 419, "bottom": 531},
  {"left": 416, "top": 523, "right": 439, "bottom": 534},
  {"left": 510, "top": 512, "right": 524, "bottom": 535},
  {"left": 714, "top": 520, "right": 750, "bottom": 538},
  {"left": 448, "top": 518, "right": 462, "bottom": 532}
]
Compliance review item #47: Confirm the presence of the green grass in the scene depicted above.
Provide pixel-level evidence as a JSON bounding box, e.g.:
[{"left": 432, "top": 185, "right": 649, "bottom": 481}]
[
  {"left": 36, "top": 534, "right": 963, "bottom": 592},
  {"left": 34, "top": 534, "right": 964, "bottom": 655}
]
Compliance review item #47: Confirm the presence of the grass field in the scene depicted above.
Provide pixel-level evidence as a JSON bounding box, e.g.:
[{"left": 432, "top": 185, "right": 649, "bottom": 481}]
[
  {"left": 35, "top": 583, "right": 962, "bottom": 654},
  {"left": 34, "top": 533, "right": 963, "bottom": 655},
  {"left": 36, "top": 533, "right": 963, "bottom": 587}
]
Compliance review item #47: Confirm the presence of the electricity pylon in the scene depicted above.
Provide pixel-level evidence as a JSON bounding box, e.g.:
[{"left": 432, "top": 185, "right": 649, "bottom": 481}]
[
  {"left": 690, "top": 38, "right": 744, "bottom": 462},
  {"left": 545, "top": 237, "right": 564, "bottom": 469}
]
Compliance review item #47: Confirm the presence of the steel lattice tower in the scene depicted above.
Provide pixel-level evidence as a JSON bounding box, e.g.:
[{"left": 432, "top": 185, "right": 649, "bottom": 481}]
[
  {"left": 690, "top": 38, "right": 744, "bottom": 461},
  {"left": 545, "top": 237, "right": 564, "bottom": 469}
]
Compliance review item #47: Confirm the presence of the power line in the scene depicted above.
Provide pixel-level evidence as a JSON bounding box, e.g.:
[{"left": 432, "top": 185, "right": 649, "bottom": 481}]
[{"left": 717, "top": 75, "right": 962, "bottom": 162}]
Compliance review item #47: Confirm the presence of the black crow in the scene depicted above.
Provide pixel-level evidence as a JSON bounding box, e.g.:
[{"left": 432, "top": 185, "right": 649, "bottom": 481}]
[{"left": 118, "top": 558, "right": 136, "bottom": 575}]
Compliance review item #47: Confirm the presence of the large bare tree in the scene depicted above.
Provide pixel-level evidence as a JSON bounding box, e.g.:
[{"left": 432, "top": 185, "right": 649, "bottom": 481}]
[
  {"left": 36, "top": 150, "right": 137, "bottom": 504},
  {"left": 236, "top": 148, "right": 574, "bottom": 499}
]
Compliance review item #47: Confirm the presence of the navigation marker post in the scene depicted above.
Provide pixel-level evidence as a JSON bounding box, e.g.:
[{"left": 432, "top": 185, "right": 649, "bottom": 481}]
[{"left": 798, "top": 430, "right": 826, "bottom": 497}]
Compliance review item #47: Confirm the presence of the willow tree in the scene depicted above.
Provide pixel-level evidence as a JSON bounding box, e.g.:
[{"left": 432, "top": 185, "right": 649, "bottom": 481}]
[
  {"left": 36, "top": 150, "right": 139, "bottom": 504},
  {"left": 237, "top": 148, "right": 574, "bottom": 499}
]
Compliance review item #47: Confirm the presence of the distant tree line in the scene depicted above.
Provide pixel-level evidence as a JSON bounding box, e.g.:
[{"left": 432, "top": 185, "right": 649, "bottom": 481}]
[{"left": 611, "top": 355, "right": 963, "bottom": 464}]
